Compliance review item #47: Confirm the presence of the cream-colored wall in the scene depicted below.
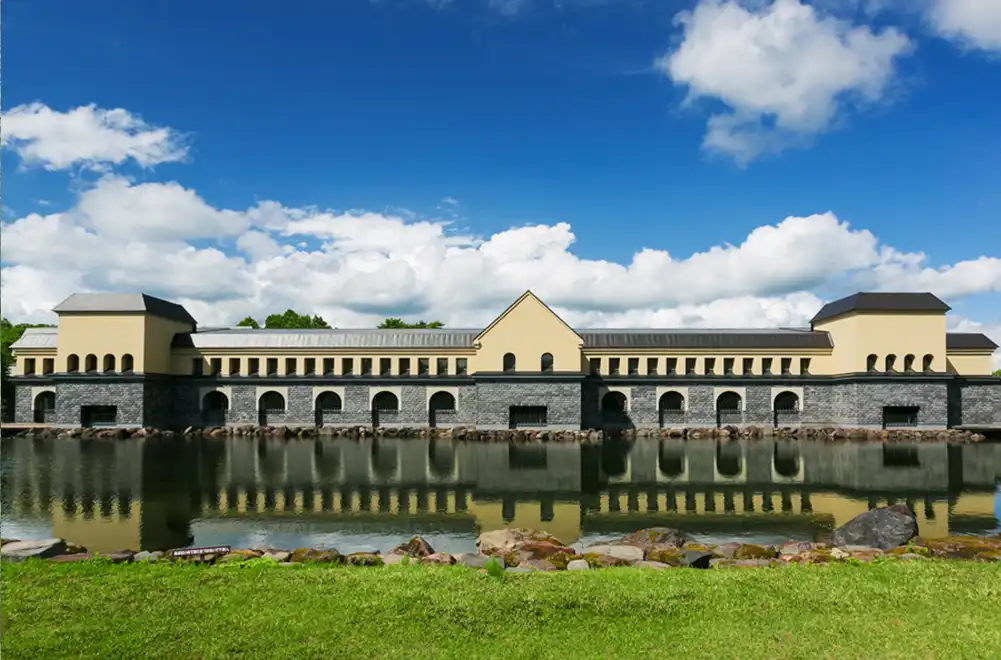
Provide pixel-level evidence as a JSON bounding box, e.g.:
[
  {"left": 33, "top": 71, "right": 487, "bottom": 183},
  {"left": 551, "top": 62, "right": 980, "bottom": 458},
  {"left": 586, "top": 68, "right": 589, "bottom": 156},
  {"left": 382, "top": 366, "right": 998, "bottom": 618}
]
[
  {"left": 14, "top": 350, "right": 57, "bottom": 376},
  {"left": 57, "top": 314, "right": 147, "bottom": 373},
  {"left": 144, "top": 317, "right": 195, "bottom": 374},
  {"left": 946, "top": 353, "right": 996, "bottom": 376},
  {"left": 816, "top": 312, "right": 947, "bottom": 374},
  {"left": 471, "top": 293, "right": 582, "bottom": 373},
  {"left": 581, "top": 351, "right": 835, "bottom": 376}
]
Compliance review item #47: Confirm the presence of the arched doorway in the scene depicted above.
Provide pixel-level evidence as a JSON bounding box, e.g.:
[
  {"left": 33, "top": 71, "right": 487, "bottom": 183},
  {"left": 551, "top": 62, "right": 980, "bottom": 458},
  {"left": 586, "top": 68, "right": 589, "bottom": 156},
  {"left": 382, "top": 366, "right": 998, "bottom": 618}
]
[
  {"left": 658, "top": 391, "right": 685, "bottom": 428},
  {"left": 314, "top": 391, "right": 343, "bottom": 427},
  {"left": 428, "top": 391, "right": 456, "bottom": 428},
  {"left": 33, "top": 391, "right": 55, "bottom": 424},
  {"left": 600, "top": 391, "right": 629, "bottom": 426},
  {"left": 202, "top": 391, "right": 229, "bottom": 426},
  {"left": 715, "top": 391, "right": 742, "bottom": 428},
  {"left": 773, "top": 391, "right": 800, "bottom": 427},
  {"left": 258, "top": 391, "right": 286, "bottom": 426},
  {"left": 371, "top": 391, "right": 399, "bottom": 428}
]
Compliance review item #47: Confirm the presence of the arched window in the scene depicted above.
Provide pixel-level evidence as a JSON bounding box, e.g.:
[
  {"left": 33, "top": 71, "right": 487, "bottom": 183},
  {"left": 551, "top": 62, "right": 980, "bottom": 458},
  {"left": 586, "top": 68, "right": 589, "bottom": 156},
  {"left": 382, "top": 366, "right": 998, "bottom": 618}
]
[
  {"left": 716, "top": 391, "right": 742, "bottom": 413},
  {"left": 885, "top": 354, "right": 897, "bottom": 372},
  {"left": 866, "top": 354, "right": 878, "bottom": 372},
  {"left": 659, "top": 391, "right": 685, "bottom": 412},
  {"left": 502, "top": 353, "right": 516, "bottom": 372},
  {"left": 84, "top": 354, "right": 98, "bottom": 372},
  {"left": 67, "top": 354, "right": 80, "bottom": 373},
  {"left": 203, "top": 391, "right": 229, "bottom": 411},
  {"left": 259, "top": 391, "right": 286, "bottom": 411},
  {"left": 773, "top": 391, "right": 800, "bottom": 412},
  {"left": 922, "top": 354, "right": 934, "bottom": 372},
  {"left": 540, "top": 353, "right": 554, "bottom": 372},
  {"left": 429, "top": 390, "right": 456, "bottom": 412},
  {"left": 121, "top": 354, "right": 134, "bottom": 372},
  {"left": 600, "top": 391, "right": 627, "bottom": 413},
  {"left": 33, "top": 391, "right": 56, "bottom": 424},
  {"left": 372, "top": 391, "right": 399, "bottom": 411},
  {"left": 903, "top": 354, "right": 915, "bottom": 372},
  {"left": 315, "top": 391, "right": 343, "bottom": 411},
  {"left": 103, "top": 354, "right": 116, "bottom": 372}
]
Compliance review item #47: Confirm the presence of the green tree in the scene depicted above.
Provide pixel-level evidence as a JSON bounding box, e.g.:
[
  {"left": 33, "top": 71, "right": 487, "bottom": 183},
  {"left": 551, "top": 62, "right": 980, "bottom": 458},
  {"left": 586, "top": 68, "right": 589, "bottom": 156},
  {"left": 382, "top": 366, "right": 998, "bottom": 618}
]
[
  {"left": 993, "top": 369, "right": 1001, "bottom": 377},
  {"left": 378, "top": 318, "right": 445, "bottom": 329},
  {"left": 263, "top": 310, "right": 331, "bottom": 329},
  {"left": 236, "top": 316, "right": 260, "bottom": 329}
]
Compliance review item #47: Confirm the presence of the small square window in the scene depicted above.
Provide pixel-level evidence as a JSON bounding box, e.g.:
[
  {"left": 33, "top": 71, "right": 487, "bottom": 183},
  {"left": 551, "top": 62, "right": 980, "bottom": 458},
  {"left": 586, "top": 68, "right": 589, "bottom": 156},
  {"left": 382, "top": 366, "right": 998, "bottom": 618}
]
[
  {"left": 666, "top": 358, "right": 678, "bottom": 375},
  {"left": 379, "top": 358, "right": 391, "bottom": 376},
  {"left": 646, "top": 358, "right": 658, "bottom": 375},
  {"left": 361, "top": 358, "right": 373, "bottom": 376},
  {"left": 627, "top": 358, "right": 639, "bottom": 375},
  {"left": 418, "top": 358, "right": 429, "bottom": 376},
  {"left": 323, "top": 358, "right": 335, "bottom": 375},
  {"left": 399, "top": 358, "right": 411, "bottom": 376},
  {"left": 589, "top": 358, "right": 601, "bottom": 375},
  {"left": 456, "top": 358, "right": 468, "bottom": 375},
  {"left": 685, "top": 358, "right": 697, "bottom": 375},
  {"left": 304, "top": 358, "right": 316, "bottom": 375},
  {"left": 248, "top": 358, "right": 260, "bottom": 375},
  {"left": 229, "top": 358, "right": 241, "bottom": 375},
  {"left": 437, "top": 358, "right": 449, "bottom": 375},
  {"left": 210, "top": 358, "right": 222, "bottom": 376},
  {"left": 704, "top": 358, "right": 716, "bottom": 375},
  {"left": 608, "top": 358, "right": 620, "bottom": 375},
  {"left": 342, "top": 358, "right": 354, "bottom": 375}
]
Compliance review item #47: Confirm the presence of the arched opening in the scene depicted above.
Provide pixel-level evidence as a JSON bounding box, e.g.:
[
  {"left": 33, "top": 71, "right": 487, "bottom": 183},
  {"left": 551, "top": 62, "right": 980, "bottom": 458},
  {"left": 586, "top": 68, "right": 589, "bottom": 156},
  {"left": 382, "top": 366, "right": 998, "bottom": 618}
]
[
  {"left": 885, "top": 354, "right": 897, "bottom": 372},
  {"left": 658, "top": 440, "right": 686, "bottom": 478},
  {"left": 773, "top": 391, "right": 800, "bottom": 427},
  {"left": 202, "top": 391, "right": 229, "bottom": 426},
  {"left": 773, "top": 441, "right": 801, "bottom": 479},
  {"left": 258, "top": 391, "right": 286, "bottom": 426},
  {"left": 102, "top": 354, "right": 116, "bottom": 373},
  {"left": 903, "top": 354, "right": 915, "bottom": 372},
  {"left": 370, "top": 439, "right": 399, "bottom": 478},
  {"left": 67, "top": 354, "right": 80, "bottom": 373},
  {"left": 371, "top": 391, "right": 399, "bottom": 428},
  {"left": 33, "top": 391, "right": 55, "bottom": 424},
  {"left": 866, "top": 354, "right": 878, "bottom": 372},
  {"left": 502, "top": 353, "right": 516, "bottom": 372},
  {"left": 314, "top": 391, "right": 343, "bottom": 427},
  {"left": 715, "top": 391, "right": 742, "bottom": 427},
  {"left": 658, "top": 391, "right": 685, "bottom": 428},
  {"left": 121, "top": 353, "right": 134, "bottom": 372},
  {"left": 600, "top": 391, "right": 628, "bottom": 426},
  {"left": 540, "top": 353, "right": 554, "bottom": 372},
  {"left": 428, "top": 391, "right": 456, "bottom": 428},
  {"left": 922, "top": 354, "right": 934, "bottom": 372},
  {"left": 716, "top": 440, "right": 743, "bottom": 478},
  {"left": 428, "top": 440, "right": 455, "bottom": 478},
  {"left": 84, "top": 354, "right": 98, "bottom": 372}
]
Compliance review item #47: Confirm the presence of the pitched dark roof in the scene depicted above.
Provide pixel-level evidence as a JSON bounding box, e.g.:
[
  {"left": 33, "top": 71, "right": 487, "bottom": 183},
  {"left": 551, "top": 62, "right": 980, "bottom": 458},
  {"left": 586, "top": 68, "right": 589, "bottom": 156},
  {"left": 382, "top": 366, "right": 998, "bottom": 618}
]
[
  {"left": 810, "top": 292, "right": 951, "bottom": 325},
  {"left": 52, "top": 293, "right": 197, "bottom": 327},
  {"left": 946, "top": 333, "right": 999, "bottom": 351},
  {"left": 578, "top": 329, "right": 833, "bottom": 350}
]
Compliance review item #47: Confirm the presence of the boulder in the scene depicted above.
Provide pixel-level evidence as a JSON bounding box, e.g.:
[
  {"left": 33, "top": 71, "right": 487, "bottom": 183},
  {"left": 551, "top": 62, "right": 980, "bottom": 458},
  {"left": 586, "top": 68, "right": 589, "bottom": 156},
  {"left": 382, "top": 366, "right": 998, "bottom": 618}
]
[
  {"left": 519, "top": 559, "right": 559, "bottom": 571},
  {"left": 262, "top": 551, "right": 291, "bottom": 562},
  {"left": 391, "top": 536, "right": 435, "bottom": 558},
  {"left": 913, "top": 536, "right": 1001, "bottom": 561},
  {"left": 566, "top": 559, "right": 590, "bottom": 571},
  {"left": 715, "top": 542, "right": 741, "bottom": 559},
  {"left": 613, "top": 528, "right": 690, "bottom": 550},
  {"left": 289, "top": 548, "right": 342, "bottom": 564},
  {"left": 454, "top": 553, "right": 498, "bottom": 569},
  {"left": 1, "top": 538, "right": 68, "bottom": 562},
  {"left": 733, "top": 544, "right": 778, "bottom": 560},
  {"left": 345, "top": 552, "right": 384, "bottom": 567},
  {"left": 420, "top": 553, "right": 456, "bottom": 566},
  {"left": 508, "top": 541, "right": 573, "bottom": 565},
  {"left": 634, "top": 560, "right": 671, "bottom": 570},
  {"left": 476, "top": 528, "right": 565, "bottom": 555},
  {"left": 831, "top": 505, "right": 918, "bottom": 550},
  {"left": 47, "top": 553, "right": 95, "bottom": 563},
  {"left": 580, "top": 544, "right": 644, "bottom": 563},
  {"left": 682, "top": 550, "right": 714, "bottom": 569},
  {"left": 134, "top": 550, "right": 164, "bottom": 563}
]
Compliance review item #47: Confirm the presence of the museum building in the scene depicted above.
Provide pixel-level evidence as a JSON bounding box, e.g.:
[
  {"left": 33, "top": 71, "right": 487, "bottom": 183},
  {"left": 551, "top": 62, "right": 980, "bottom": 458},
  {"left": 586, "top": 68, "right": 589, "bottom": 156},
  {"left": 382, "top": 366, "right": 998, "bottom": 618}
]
[{"left": 9, "top": 290, "right": 1000, "bottom": 430}]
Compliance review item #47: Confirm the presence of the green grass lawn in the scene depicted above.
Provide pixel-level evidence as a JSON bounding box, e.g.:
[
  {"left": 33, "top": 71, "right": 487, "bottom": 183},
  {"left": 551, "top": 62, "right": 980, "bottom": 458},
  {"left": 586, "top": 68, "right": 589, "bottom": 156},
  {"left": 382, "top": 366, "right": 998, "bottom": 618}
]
[{"left": 3, "top": 560, "right": 1000, "bottom": 660}]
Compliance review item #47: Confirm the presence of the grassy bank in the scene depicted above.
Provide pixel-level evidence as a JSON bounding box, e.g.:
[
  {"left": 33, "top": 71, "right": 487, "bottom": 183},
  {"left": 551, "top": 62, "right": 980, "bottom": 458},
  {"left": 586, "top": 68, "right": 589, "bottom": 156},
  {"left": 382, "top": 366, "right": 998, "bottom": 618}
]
[{"left": 3, "top": 560, "right": 1000, "bottom": 660}]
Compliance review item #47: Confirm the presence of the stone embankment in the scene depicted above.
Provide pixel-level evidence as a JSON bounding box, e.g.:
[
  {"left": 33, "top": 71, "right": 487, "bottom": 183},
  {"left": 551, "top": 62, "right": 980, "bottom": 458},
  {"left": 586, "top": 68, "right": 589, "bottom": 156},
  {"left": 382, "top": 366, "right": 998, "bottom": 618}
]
[
  {"left": 4, "top": 506, "right": 1000, "bottom": 569},
  {"left": 10, "top": 425, "right": 989, "bottom": 444}
]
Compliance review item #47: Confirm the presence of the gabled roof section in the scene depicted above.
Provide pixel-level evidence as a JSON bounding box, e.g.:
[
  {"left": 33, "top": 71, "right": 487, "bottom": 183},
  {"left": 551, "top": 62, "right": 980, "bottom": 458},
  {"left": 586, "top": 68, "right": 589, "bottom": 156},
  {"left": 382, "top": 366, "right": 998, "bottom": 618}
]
[
  {"left": 9, "top": 327, "right": 58, "bottom": 350},
  {"left": 473, "top": 291, "right": 582, "bottom": 344},
  {"left": 579, "top": 328, "right": 833, "bottom": 350},
  {"left": 52, "top": 293, "right": 197, "bottom": 327},
  {"left": 172, "top": 328, "right": 479, "bottom": 350},
  {"left": 810, "top": 292, "right": 951, "bottom": 325},
  {"left": 946, "top": 333, "right": 999, "bottom": 351}
]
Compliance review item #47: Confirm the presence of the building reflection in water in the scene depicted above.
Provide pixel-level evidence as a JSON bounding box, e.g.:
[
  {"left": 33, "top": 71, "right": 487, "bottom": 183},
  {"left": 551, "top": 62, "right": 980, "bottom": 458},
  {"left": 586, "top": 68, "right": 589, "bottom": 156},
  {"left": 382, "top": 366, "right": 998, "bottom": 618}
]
[{"left": 1, "top": 435, "right": 999, "bottom": 553}]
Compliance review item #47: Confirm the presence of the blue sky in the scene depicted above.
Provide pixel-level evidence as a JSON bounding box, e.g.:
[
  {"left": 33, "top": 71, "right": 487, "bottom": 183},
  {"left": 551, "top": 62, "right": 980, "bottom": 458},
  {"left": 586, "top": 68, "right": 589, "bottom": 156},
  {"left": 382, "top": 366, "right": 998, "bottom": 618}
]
[{"left": 1, "top": 0, "right": 999, "bottom": 356}]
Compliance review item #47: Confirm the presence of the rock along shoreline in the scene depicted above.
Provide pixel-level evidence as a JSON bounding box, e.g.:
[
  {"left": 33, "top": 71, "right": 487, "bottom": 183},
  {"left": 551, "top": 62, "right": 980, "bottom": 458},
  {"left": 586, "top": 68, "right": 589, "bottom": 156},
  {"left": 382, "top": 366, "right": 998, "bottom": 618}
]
[
  {"left": 4, "top": 506, "right": 1000, "bottom": 570},
  {"left": 9, "top": 424, "right": 990, "bottom": 444}
]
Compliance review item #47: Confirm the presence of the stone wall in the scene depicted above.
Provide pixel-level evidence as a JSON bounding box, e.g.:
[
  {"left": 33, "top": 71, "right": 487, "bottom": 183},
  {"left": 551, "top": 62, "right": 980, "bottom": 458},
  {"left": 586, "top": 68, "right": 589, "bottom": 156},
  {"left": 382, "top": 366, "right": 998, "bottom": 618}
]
[
  {"left": 955, "top": 382, "right": 1001, "bottom": 426},
  {"left": 474, "top": 380, "right": 581, "bottom": 430},
  {"left": 52, "top": 381, "right": 146, "bottom": 426}
]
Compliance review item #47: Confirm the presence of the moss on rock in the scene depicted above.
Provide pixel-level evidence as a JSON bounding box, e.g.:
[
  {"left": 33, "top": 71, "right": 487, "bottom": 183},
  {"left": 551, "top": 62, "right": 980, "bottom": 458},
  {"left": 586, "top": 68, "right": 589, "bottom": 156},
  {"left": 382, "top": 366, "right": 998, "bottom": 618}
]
[{"left": 733, "top": 545, "right": 778, "bottom": 561}]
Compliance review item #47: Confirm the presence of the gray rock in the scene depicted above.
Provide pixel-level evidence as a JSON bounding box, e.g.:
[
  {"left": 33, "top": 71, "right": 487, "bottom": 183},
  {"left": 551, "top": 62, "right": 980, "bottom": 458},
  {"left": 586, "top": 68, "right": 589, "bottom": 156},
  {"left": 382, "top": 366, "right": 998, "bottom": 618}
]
[
  {"left": 134, "top": 550, "right": 164, "bottom": 563},
  {"left": 456, "top": 553, "right": 503, "bottom": 569},
  {"left": 582, "top": 544, "right": 644, "bottom": 563},
  {"left": 615, "top": 528, "right": 690, "bottom": 549},
  {"left": 47, "top": 553, "right": 95, "bottom": 563},
  {"left": 715, "top": 542, "right": 741, "bottom": 559},
  {"left": 832, "top": 505, "right": 918, "bottom": 550},
  {"left": 566, "top": 559, "right": 590, "bottom": 571},
  {"left": 683, "top": 550, "right": 714, "bottom": 569},
  {"left": 380, "top": 553, "right": 406, "bottom": 566},
  {"left": 505, "top": 566, "right": 536, "bottom": 573},
  {"left": 896, "top": 553, "right": 927, "bottom": 561},
  {"left": 1, "top": 538, "right": 68, "bottom": 562},
  {"left": 635, "top": 560, "right": 670, "bottom": 570},
  {"left": 263, "top": 551, "right": 291, "bottom": 562}
]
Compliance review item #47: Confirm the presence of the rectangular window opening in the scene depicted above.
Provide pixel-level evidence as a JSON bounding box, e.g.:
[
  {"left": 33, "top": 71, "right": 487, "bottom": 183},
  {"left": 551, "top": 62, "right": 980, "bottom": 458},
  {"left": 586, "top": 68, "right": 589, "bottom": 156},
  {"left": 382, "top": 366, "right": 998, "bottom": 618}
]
[
  {"left": 323, "top": 358, "right": 335, "bottom": 375},
  {"left": 589, "top": 358, "right": 601, "bottom": 376},
  {"left": 456, "top": 358, "right": 468, "bottom": 375},
  {"left": 723, "top": 358, "right": 735, "bottom": 375},
  {"left": 304, "top": 358, "right": 316, "bottom": 375},
  {"left": 780, "top": 358, "right": 792, "bottom": 376},
  {"left": 646, "top": 358, "right": 658, "bottom": 376},
  {"left": 266, "top": 358, "right": 278, "bottom": 376},
  {"left": 399, "top": 358, "right": 411, "bottom": 376},
  {"left": 627, "top": 358, "right": 639, "bottom": 376},
  {"left": 800, "top": 358, "right": 811, "bottom": 375},
  {"left": 704, "top": 358, "right": 716, "bottom": 375},
  {"left": 437, "top": 358, "right": 449, "bottom": 375},
  {"left": 342, "top": 358, "right": 354, "bottom": 376},
  {"left": 361, "top": 358, "right": 373, "bottom": 376},
  {"left": 761, "top": 358, "right": 773, "bottom": 375},
  {"left": 882, "top": 406, "right": 919, "bottom": 429},
  {"left": 42, "top": 358, "right": 54, "bottom": 375},
  {"left": 608, "top": 358, "right": 620, "bottom": 376},
  {"left": 285, "top": 358, "right": 297, "bottom": 375},
  {"left": 24, "top": 358, "right": 36, "bottom": 375},
  {"left": 418, "top": 358, "right": 429, "bottom": 376},
  {"left": 248, "top": 358, "right": 260, "bottom": 376},
  {"left": 210, "top": 358, "right": 222, "bottom": 376},
  {"left": 666, "top": 358, "right": 678, "bottom": 375},
  {"left": 379, "top": 358, "right": 391, "bottom": 376},
  {"left": 685, "top": 358, "right": 697, "bottom": 376},
  {"left": 509, "top": 405, "right": 548, "bottom": 429},
  {"left": 192, "top": 359, "right": 204, "bottom": 376},
  {"left": 229, "top": 358, "right": 241, "bottom": 376}
]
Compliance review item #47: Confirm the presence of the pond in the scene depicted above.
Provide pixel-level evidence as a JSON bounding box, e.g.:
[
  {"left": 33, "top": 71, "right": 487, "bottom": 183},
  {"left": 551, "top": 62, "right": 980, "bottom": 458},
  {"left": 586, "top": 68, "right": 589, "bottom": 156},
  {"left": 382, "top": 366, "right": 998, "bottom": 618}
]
[{"left": 2, "top": 435, "right": 1000, "bottom": 555}]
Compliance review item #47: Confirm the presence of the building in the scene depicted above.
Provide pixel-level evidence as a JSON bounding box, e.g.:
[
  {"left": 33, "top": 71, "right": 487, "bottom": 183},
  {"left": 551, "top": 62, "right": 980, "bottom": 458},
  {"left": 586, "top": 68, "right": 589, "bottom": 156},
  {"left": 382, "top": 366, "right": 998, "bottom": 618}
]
[{"left": 8, "top": 290, "right": 1000, "bottom": 430}]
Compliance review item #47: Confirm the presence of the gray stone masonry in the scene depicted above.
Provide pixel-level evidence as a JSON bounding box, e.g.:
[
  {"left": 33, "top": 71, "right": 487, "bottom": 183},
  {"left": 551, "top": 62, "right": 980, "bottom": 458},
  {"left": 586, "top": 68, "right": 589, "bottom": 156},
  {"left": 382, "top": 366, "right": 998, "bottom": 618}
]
[
  {"left": 474, "top": 381, "right": 581, "bottom": 430},
  {"left": 852, "top": 382, "right": 949, "bottom": 428},
  {"left": 686, "top": 386, "right": 716, "bottom": 427},
  {"left": 142, "top": 379, "right": 174, "bottom": 430},
  {"left": 13, "top": 386, "right": 33, "bottom": 424},
  {"left": 52, "top": 381, "right": 145, "bottom": 427},
  {"left": 956, "top": 382, "right": 1001, "bottom": 426}
]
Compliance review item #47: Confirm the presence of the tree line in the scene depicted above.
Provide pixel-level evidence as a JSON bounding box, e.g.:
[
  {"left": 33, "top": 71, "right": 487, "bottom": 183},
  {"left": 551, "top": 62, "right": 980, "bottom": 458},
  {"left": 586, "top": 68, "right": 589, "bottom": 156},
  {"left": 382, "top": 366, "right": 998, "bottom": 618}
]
[{"left": 234, "top": 310, "right": 445, "bottom": 329}]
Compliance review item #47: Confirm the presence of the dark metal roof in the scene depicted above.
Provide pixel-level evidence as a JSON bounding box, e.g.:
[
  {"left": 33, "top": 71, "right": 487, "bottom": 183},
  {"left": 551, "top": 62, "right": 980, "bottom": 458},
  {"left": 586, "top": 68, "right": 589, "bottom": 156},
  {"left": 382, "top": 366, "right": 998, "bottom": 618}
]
[
  {"left": 810, "top": 292, "right": 951, "bottom": 324},
  {"left": 172, "top": 328, "right": 480, "bottom": 350},
  {"left": 946, "top": 333, "right": 999, "bottom": 351},
  {"left": 52, "top": 293, "right": 197, "bottom": 327},
  {"left": 578, "top": 329, "right": 833, "bottom": 350}
]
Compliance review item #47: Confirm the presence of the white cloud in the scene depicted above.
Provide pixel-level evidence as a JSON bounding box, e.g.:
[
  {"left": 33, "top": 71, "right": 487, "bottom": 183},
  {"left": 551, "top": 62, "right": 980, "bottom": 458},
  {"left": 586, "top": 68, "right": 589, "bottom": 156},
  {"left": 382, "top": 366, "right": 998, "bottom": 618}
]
[
  {"left": 927, "top": 0, "right": 1001, "bottom": 53},
  {"left": 1, "top": 103, "right": 188, "bottom": 171},
  {"left": 656, "top": 0, "right": 912, "bottom": 164},
  {"left": 2, "top": 174, "right": 1000, "bottom": 354}
]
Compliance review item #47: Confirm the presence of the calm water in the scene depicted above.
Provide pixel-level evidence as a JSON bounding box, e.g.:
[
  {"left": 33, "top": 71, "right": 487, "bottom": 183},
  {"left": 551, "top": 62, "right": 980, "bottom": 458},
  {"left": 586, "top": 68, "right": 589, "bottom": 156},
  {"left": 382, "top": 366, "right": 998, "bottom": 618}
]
[{"left": 2, "top": 435, "right": 1000, "bottom": 554}]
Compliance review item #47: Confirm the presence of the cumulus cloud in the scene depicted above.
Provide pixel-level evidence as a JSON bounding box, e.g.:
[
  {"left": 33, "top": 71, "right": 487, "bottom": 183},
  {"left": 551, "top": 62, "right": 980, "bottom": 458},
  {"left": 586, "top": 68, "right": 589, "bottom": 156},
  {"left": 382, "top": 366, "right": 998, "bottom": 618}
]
[
  {"left": 927, "top": 0, "right": 1001, "bottom": 53},
  {"left": 656, "top": 0, "right": 912, "bottom": 164},
  {"left": 1, "top": 103, "right": 188, "bottom": 171},
  {"left": 2, "top": 173, "right": 1000, "bottom": 346}
]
